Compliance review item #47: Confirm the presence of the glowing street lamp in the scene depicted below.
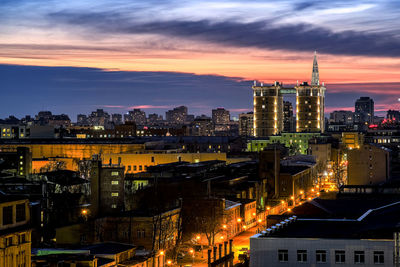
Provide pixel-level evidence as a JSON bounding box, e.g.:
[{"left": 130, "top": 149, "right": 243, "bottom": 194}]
[
  {"left": 222, "top": 224, "right": 227, "bottom": 229},
  {"left": 196, "top": 235, "right": 201, "bottom": 240},
  {"left": 159, "top": 251, "right": 164, "bottom": 256},
  {"left": 167, "top": 260, "right": 172, "bottom": 265},
  {"left": 300, "top": 190, "right": 304, "bottom": 195},
  {"left": 258, "top": 219, "right": 262, "bottom": 223},
  {"left": 237, "top": 218, "right": 242, "bottom": 223}
]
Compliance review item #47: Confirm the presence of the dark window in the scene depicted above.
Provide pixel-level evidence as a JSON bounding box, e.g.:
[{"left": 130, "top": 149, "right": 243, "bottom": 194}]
[
  {"left": 297, "top": 250, "right": 307, "bottom": 262},
  {"left": 354, "top": 251, "right": 365, "bottom": 264},
  {"left": 3, "top": 206, "right": 13, "bottom": 225},
  {"left": 335, "top": 250, "right": 345, "bottom": 263},
  {"left": 151, "top": 156, "right": 154, "bottom": 163},
  {"left": 16, "top": 204, "right": 26, "bottom": 222},
  {"left": 316, "top": 250, "right": 327, "bottom": 263},
  {"left": 278, "top": 250, "right": 288, "bottom": 262},
  {"left": 374, "top": 251, "right": 384, "bottom": 264}
]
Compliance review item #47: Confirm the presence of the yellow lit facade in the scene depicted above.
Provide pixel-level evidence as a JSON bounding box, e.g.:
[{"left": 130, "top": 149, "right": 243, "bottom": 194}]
[
  {"left": 252, "top": 82, "right": 283, "bottom": 137},
  {"left": 295, "top": 83, "right": 325, "bottom": 133},
  {"left": 0, "top": 198, "right": 31, "bottom": 267},
  {"left": 102, "top": 152, "right": 228, "bottom": 173}
]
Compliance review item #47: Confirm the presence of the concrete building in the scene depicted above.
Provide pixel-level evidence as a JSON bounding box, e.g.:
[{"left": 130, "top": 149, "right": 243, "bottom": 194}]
[
  {"left": 166, "top": 106, "right": 187, "bottom": 125},
  {"left": 283, "top": 101, "right": 294, "bottom": 133},
  {"left": 295, "top": 82, "right": 325, "bottom": 133},
  {"left": 191, "top": 115, "right": 213, "bottom": 136},
  {"left": 125, "top": 109, "right": 146, "bottom": 126},
  {"left": 0, "top": 196, "right": 31, "bottom": 267},
  {"left": 329, "top": 110, "right": 354, "bottom": 125},
  {"left": 88, "top": 109, "right": 110, "bottom": 127},
  {"left": 387, "top": 110, "right": 400, "bottom": 121},
  {"left": 102, "top": 152, "right": 227, "bottom": 174},
  {"left": 342, "top": 132, "right": 364, "bottom": 150},
  {"left": 347, "top": 144, "right": 390, "bottom": 185},
  {"left": 111, "top": 113, "right": 123, "bottom": 125},
  {"left": 252, "top": 81, "right": 284, "bottom": 137},
  {"left": 247, "top": 133, "right": 321, "bottom": 155},
  {"left": 252, "top": 53, "right": 325, "bottom": 136},
  {"left": 239, "top": 112, "right": 254, "bottom": 137},
  {"left": 90, "top": 159, "right": 125, "bottom": 216},
  {"left": 250, "top": 201, "right": 400, "bottom": 267},
  {"left": 212, "top": 108, "right": 230, "bottom": 125},
  {"left": 355, "top": 97, "right": 374, "bottom": 125}
]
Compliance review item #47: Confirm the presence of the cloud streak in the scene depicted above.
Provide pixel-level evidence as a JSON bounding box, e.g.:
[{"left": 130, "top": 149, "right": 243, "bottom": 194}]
[{"left": 48, "top": 11, "right": 400, "bottom": 57}]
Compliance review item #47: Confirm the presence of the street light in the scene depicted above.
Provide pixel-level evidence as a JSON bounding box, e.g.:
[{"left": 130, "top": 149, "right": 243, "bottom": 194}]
[
  {"left": 167, "top": 260, "right": 172, "bottom": 266},
  {"left": 258, "top": 219, "right": 262, "bottom": 223},
  {"left": 159, "top": 250, "right": 164, "bottom": 256},
  {"left": 237, "top": 218, "right": 242, "bottom": 223},
  {"left": 222, "top": 224, "right": 227, "bottom": 229}
]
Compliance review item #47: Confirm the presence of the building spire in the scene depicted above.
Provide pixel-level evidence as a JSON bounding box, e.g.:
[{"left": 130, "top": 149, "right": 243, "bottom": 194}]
[{"left": 311, "top": 50, "right": 319, "bottom": 86}]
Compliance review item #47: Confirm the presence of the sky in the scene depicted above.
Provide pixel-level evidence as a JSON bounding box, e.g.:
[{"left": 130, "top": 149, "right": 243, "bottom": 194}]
[{"left": 0, "top": 0, "right": 400, "bottom": 119}]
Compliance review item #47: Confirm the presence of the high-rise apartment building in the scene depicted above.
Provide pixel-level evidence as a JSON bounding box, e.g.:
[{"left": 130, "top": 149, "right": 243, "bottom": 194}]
[
  {"left": 252, "top": 82, "right": 284, "bottom": 137},
  {"left": 111, "top": 113, "right": 123, "bottom": 125},
  {"left": 212, "top": 108, "right": 230, "bottom": 125},
  {"left": 166, "top": 106, "right": 188, "bottom": 125},
  {"left": 88, "top": 109, "right": 110, "bottom": 126},
  {"left": 124, "top": 109, "right": 146, "bottom": 126},
  {"left": 295, "top": 53, "right": 326, "bottom": 132},
  {"left": 239, "top": 112, "right": 254, "bottom": 136},
  {"left": 355, "top": 97, "right": 374, "bottom": 125},
  {"left": 329, "top": 110, "right": 354, "bottom": 125},
  {"left": 252, "top": 53, "right": 325, "bottom": 137},
  {"left": 283, "top": 101, "right": 294, "bottom": 132}
]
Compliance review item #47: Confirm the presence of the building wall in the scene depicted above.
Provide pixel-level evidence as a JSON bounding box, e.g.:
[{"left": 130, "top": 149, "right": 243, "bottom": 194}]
[
  {"left": 250, "top": 237, "right": 393, "bottom": 267},
  {"left": 0, "top": 199, "right": 31, "bottom": 267},
  {"left": 102, "top": 153, "right": 227, "bottom": 174},
  {"left": 295, "top": 85, "right": 325, "bottom": 133},
  {"left": 247, "top": 133, "right": 321, "bottom": 154},
  {"left": 252, "top": 84, "right": 284, "bottom": 137},
  {"left": 0, "top": 143, "right": 145, "bottom": 160},
  {"left": 308, "top": 143, "right": 331, "bottom": 172},
  {"left": 348, "top": 144, "right": 390, "bottom": 185},
  {"left": 342, "top": 132, "right": 364, "bottom": 149}
]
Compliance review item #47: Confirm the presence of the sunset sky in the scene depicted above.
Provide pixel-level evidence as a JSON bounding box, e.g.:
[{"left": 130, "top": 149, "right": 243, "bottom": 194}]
[{"left": 1, "top": 0, "right": 400, "bottom": 118}]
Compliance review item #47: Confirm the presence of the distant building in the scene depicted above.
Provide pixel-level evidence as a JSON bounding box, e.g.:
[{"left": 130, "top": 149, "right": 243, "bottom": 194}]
[
  {"left": 355, "top": 97, "right": 374, "bottom": 126},
  {"left": 387, "top": 110, "right": 400, "bottom": 121},
  {"left": 125, "top": 109, "right": 146, "bottom": 126},
  {"left": 111, "top": 113, "right": 123, "bottom": 125},
  {"left": 88, "top": 109, "right": 110, "bottom": 126},
  {"left": 329, "top": 110, "right": 354, "bottom": 125},
  {"left": 283, "top": 101, "right": 294, "bottom": 132},
  {"left": 77, "top": 114, "right": 88, "bottom": 126},
  {"left": 166, "top": 106, "right": 188, "bottom": 125},
  {"left": 239, "top": 112, "right": 254, "bottom": 136},
  {"left": 147, "top": 113, "right": 163, "bottom": 125},
  {"left": 191, "top": 115, "right": 213, "bottom": 136},
  {"left": 212, "top": 108, "right": 230, "bottom": 125}
]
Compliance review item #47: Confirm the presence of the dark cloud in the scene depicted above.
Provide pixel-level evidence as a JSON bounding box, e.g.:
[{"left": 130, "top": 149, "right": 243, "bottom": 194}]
[{"left": 48, "top": 11, "right": 400, "bottom": 57}]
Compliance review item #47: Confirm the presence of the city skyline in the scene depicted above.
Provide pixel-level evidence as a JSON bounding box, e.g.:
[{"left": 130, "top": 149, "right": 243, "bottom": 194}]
[{"left": 0, "top": 0, "right": 399, "bottom": 118}]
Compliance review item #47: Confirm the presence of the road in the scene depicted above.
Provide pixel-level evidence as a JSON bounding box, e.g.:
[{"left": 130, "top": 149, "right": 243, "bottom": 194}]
[{"left": 176, "top": 227, "right": 258, "bottom": 266}]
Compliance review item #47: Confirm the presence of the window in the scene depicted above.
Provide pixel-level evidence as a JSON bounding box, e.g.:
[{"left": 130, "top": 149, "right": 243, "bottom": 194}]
[
  {"left": 373, "top": 251, "right": 384, "bottom": 264},
  {"left": 16, "top": 203, "right": 26, "bottom": 222},
  {"left": 111, "top": 192, "right": 119, "bottom": 197},
  {"left": 278, "top": 250, "right": 288, "bottom": 262},
  {"left": 316, "top": 250, "right": 327, "bottom": 263},
  {"left": 5, "top": 237, "right": 12, "bottom": 246},
  {"left": 111, "top": 171, "right": 119, "bottom": 176},
  {"left": 111, "top": 181, "right": 119, "bottom": 185},
  {"left": 133, "top": 165, "right": 137, "bottom": 171},
  {"left": 354, "top": 251, "right": 364, "bottom": 264},
  {"left": 137, "top": 229, "right": 146, "bottom": 238},
  {"left": 19, "top": 234, "right": 26, "bottom": 244},
  {"left": 335, "top": 250, "right": 345, "bottom": 263},
  {"left": 151, "top": 156, "right": 154, "bottom": 163},
  {"left": 297, "top": 250, "right": 307, "bottom": 262},
  {"left": 139, "top": 165, "right": 142, "bottom": 171},
  {"left": 3, "top": 206, "right": 13, "bottom": 225},
  {"left": 111, "top": 204, "right": 117, "bottom": 209},
  {"left": 127, "top": 166, "right": 131, "bottom": 171}
]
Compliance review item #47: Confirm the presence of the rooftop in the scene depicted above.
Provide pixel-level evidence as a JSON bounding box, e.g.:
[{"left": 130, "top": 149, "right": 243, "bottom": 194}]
[{"left": 82, "top": 242, "right": 135, "bottom": 255}]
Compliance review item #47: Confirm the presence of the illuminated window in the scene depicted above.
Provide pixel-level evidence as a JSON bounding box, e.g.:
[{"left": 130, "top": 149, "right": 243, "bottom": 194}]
[
  {"left": 111, "top": 181, "right": 119, "bottom": 185},
  {"left": 111, "top": 204, "right": 117, "bottom": 209},
  {"left": 111, "top": 171, "right": 119, "bottom": 176},
  {"left": 111, "top": 192, "right": 119, "bottom": 197}
]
